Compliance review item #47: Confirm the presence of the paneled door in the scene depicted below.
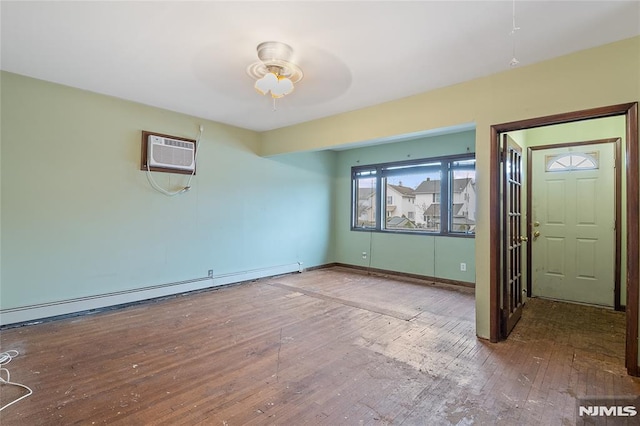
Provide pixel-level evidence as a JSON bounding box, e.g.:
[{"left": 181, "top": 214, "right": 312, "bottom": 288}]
[{"left": 531, "top": 143, "right": 615, "bottom": 307}]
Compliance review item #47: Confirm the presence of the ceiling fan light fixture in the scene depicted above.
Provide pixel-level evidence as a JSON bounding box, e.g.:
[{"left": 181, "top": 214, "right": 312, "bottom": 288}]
[
  {"left": 247, "top": 41, "right": 303, "bottom": 100},
  {"left": 254, "top": 71, "right": 295, "bottom": 98},
  {"left": 256, "top": 41, "right": 294, "bottom": 64},
  {"left": 272, "top": 75, "right": 294, "bottom": 97},
  {"left": 254, "top": 72, "right": 278, "bottom": 95}
]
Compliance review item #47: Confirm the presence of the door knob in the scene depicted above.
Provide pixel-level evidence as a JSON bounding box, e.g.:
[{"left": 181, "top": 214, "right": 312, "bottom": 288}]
[
  {"left": 533, "top": 230, "right": 540, "bottom": 240},
  {"left": 519, "top": 235, "right": 528, "bottom": 242}
]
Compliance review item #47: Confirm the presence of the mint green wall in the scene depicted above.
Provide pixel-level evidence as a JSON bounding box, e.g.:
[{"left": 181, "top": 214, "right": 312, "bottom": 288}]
[
  {"left": 261, "top": 37, "right": 639, "bottom": 343},
  {"left": 0, "top": 72, "right": 335, "bottom": 310},
  {"left": 334, "top": 131, "right": 476, "bottom": 283}
]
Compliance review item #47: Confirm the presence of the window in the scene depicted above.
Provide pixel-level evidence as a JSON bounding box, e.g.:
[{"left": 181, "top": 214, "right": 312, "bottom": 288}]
[
  {"left": 353, "top": 170, "right": 377, "bottom": 228},
  {"left": 450, "top": 158, "right": 476, "bottom": 234},
  {"left": 545, "top": 151, "right": 599, "bottom": 172},
  {"left": 351, "top": 155, "right": 475, "bottom": 235}
]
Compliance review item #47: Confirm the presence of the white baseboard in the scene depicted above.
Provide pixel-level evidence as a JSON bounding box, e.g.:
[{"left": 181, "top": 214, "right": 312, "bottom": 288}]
[{"left": 0, "top": 263, "right": 303, "bottom": 326}]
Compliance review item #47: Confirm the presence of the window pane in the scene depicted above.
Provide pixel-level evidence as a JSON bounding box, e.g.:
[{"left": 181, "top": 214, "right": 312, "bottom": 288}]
[
  {"left": 545, "top": 152, "right": 599, "bottom": 172},
  {"left": 450, "top": 162, "right": 476, "bottom": 234},
  {"left": 383, "top": 161, "right": 441, "bottom": 177},
  {"left": 385, "top": 167, "right": 441, "bottom": 232},
  {"left": 351, "top": 155, "right": 475, "bottom": 236},
  {"left": 354, "top": 176, "right": 376, "bottom": 228},
  {"left": 414, "top": 173, "right": 441, "bottom": 232},
  {"left": 451, "top": 158, "right": 476, "bottom": 169}
]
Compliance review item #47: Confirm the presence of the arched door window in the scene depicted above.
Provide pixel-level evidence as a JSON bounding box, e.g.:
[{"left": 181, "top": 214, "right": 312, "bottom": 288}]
[{"left": 545, "top": 151, "right": 599, "bottom": 172}]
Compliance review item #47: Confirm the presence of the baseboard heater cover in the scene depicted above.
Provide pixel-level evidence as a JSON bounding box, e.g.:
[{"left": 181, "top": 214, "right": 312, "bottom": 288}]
[{"left": 0, "top": 263, "right": 303, "bottom": 326}]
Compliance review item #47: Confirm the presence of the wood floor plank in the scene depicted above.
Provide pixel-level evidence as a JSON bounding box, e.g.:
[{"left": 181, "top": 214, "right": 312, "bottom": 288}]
[{"left": 1, "top": 268, "right": 638, "bottom": 425}]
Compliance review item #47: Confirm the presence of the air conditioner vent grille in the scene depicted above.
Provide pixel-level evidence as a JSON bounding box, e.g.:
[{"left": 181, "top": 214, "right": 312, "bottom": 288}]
[
  {"left": 152, "top": 143, "right": 193, "bottom": 167},
  {"left": 147, "top": 135, "right": 195, "bottom": 172},
  {"left": 165, "top": 139, "right": 192, "bottom": 149}
]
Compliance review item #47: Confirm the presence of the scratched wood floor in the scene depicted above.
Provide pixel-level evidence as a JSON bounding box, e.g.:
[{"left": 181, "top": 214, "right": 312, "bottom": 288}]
[{"left": 1, "top": 267, "right": 639, "bottom": 425}]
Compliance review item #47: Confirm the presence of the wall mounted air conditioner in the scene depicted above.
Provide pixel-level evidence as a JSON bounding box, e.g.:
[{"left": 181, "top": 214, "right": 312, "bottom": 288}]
[{"left": 147, "top": 134, "right": 195, "bottom": 172}]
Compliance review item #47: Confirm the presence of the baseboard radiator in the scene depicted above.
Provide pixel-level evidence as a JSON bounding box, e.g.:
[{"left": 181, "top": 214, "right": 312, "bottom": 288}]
[{"left": 0, "top": 263, "right": 303, "bottom": 327}]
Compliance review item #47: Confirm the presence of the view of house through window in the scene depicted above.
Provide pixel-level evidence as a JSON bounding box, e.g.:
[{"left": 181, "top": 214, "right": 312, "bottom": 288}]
[
  {"left": 354, "top": 171, "right": 377, "bottom": 228},
  {"left": 352, "top": 155, "right": 476, "bottom": 235}
]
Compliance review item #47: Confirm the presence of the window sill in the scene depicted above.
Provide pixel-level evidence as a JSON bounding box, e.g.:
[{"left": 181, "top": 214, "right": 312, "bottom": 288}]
[{"left": 350, "top": 228, "right": 475, "bottom": 238}]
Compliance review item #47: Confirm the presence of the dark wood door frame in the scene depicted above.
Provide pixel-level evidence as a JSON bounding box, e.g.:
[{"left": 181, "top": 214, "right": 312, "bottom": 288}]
[
  {"left": 526, "top": 138, "right": 622, "bottom": 310},
  {"left": 489, "top": 102, "right": 639, "bottom": 376}
]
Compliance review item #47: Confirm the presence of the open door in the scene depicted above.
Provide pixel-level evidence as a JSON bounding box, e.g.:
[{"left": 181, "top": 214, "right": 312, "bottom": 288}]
[
  {"left": 490, "top": 102, "right": 638, "bottom": 376},
  {"left": 501, "top": 134, "right": 525, "bottom": 338}
]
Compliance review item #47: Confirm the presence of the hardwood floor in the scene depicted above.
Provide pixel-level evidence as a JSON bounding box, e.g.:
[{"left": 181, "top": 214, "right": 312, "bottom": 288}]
[{"left": 1, "top": 267, "right": 638, "bottom": 425}]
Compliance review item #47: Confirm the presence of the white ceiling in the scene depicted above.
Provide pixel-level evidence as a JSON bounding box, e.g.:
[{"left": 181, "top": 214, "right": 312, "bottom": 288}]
[{"left": 2, "top": 1, "right": 639, "bottom": 132}]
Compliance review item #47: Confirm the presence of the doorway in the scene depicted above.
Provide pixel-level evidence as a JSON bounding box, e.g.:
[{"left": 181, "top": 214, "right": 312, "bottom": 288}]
[
  {"left": 489, "top": 103, "right": 639, "bottom": 376},
  {"left": 527, "top": 139, "right": 621, "bottom": 309}
]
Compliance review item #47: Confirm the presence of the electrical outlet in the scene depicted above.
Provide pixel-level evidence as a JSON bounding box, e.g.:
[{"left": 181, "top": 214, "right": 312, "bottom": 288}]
[
  {"left": 208, "top": 269, "right": 213, "bottom": 278},
  {"left": 362, "top": 252, "right": 367, "bottom": 259},
  {"left": 460, "top": 263, "right": 466, "bottom": 272}
]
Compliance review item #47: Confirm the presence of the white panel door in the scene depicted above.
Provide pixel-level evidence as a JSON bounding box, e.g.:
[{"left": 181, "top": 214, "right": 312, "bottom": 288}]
[{"left": 531, "top": 143, "right": 615, "bottom": 307}]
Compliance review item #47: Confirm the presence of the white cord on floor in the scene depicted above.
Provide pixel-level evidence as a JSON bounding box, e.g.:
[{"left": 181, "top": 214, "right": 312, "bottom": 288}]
[{"left": 0, "top": 350, "right": 33, "bottom": 411}]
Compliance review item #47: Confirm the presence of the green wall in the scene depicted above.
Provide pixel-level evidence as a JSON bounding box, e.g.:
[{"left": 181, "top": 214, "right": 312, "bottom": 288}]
[
  {"left": 260, "top": 36, "right": 640, "bottom": 343},
  {"left": 0, "top": 72, "right": 476, "bottom": 319},
  {"left": 2, "top": 35, "right": 639, "bottom": 366},
  {"left": 0, "top": 72, "right": 335, "bottom": 311},
  {"left": 334, "top": 131, "right": 476, "bottom": 283}
]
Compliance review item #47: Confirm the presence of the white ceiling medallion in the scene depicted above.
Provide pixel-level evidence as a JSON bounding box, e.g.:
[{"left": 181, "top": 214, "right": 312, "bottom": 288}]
[{"left": 247, "top": 41, "right": 303, "bottom": 101}]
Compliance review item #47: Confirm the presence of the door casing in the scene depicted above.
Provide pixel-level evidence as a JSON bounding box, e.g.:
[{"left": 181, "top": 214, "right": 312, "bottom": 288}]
[{"left": 489, "top": 102, "right": 639, "bottom": 376}]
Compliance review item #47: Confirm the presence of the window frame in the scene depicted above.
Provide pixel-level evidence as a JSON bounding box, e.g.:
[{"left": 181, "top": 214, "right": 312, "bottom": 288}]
[
  {"left": 352, "top": 169, "right": 378, "bottom": 229},
  {"left": 351, "top": 153, "right": 476, "bottom": 237}
]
